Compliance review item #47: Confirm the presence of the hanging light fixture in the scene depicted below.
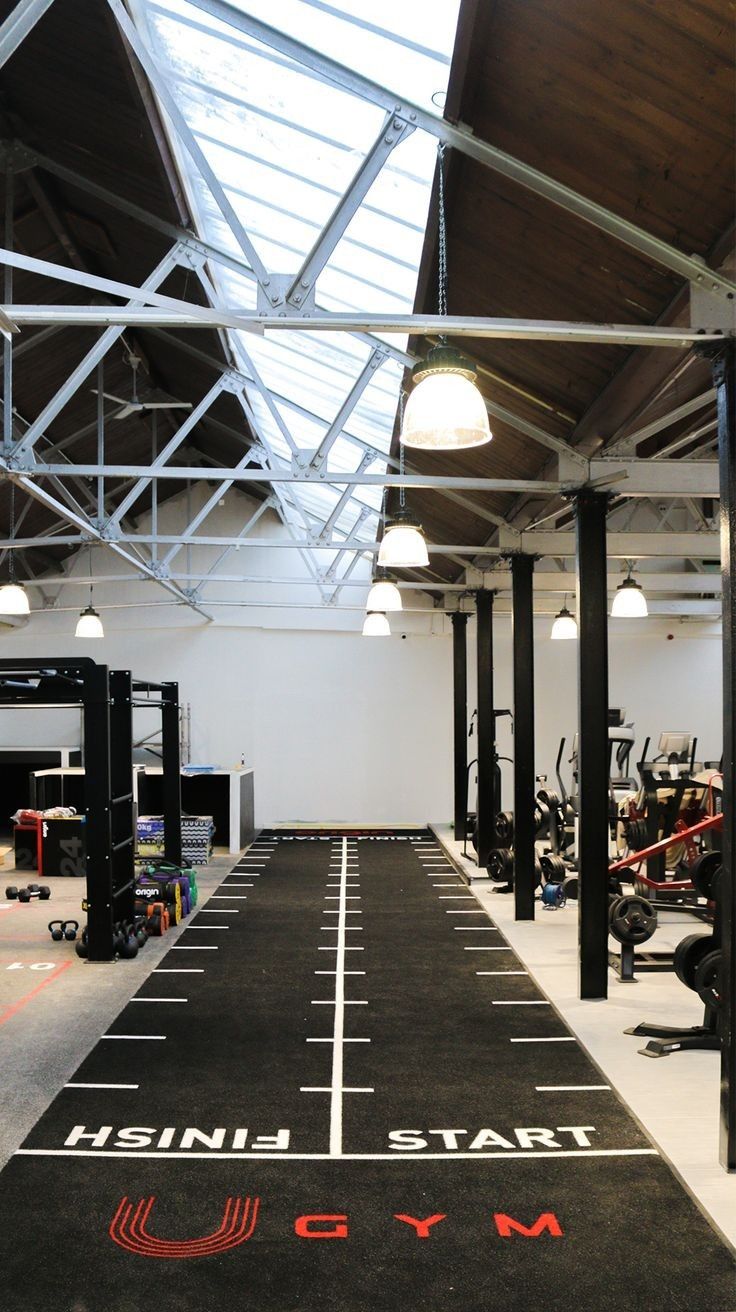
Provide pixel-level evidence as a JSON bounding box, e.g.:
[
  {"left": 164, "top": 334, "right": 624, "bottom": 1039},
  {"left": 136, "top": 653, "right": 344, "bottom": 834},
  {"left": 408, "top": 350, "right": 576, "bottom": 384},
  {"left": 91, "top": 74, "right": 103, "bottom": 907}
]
[
  {"left": 75, "top": 545, "right": 104, "bottom": 638},
  {"left": 379, "top": 406, "right": 429, "bottom": 568},
  {"left": 611, "top": 566, "right": 648, "bottom": 619},
  {"left": 400, "top": 142, "right": 491, "bottom": 451},
  {"left": 0, "top": 481, "right": 30, "bottom": 616},
  {"left": 362, "top": 611, "right": 390, "bottom": 637},
  {"left": 550, "top": 599, "right": 577, "bottom": 640},
  {"left": 366, "top": 572, "right": 402, "bottom": 612}
]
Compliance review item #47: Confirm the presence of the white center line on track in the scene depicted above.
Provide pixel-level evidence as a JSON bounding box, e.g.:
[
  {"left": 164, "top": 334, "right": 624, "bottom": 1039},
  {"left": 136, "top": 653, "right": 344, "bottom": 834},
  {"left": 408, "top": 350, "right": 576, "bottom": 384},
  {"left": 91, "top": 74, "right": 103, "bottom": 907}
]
[
  {"left": 198, "top": 909, "right": 239, "bottom": 914},
  {"left": 65, "top": 1083, "right": 139, "bottom": 1089},
  {"left": 222, "top": 883, "right": 253, "bottom": 888},
  {"left": 329, "top": 836, "right": 348, "bottom": 1157},
  {"left": 536, "top": 1085, "right": 612, "bottom": 1092}
]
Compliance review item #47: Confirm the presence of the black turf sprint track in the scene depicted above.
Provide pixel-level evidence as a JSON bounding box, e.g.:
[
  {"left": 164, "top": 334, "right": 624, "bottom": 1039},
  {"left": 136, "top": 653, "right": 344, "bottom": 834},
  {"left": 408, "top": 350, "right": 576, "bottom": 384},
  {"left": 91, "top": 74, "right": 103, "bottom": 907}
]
[{"left": 0, "top": 830, "right": 734, "bottom": 1311}]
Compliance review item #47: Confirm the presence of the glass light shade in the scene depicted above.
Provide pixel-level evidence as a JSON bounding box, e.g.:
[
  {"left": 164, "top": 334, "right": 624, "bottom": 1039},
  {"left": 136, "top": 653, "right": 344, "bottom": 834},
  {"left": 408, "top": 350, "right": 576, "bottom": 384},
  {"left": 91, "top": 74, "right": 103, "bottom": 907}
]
[
  {"left": 366, "top": 578, "right": 402, "bottom": 612},
  {"left": 402, "top": 372, "right": 492, "bottom": 449},
  {"left": 378, "top": 513, "right": 429, "bottom": 568},
  {"left": 611, "top": 578, "right": 648, "bottom": 618},
  {"left": 400, "top": 344, "right": 491, "bottom": 450},
  {"left": 362, "top": 611, "right": 390, "bottom": 637},
  {"left": 0, "top": 582, "right": 30, "bottom": 615},
  {"left": 75, "top": 605, "right": 104, "bottom": 638},
  {"left": 550, "top": 606, "right": 577, "bottom": 640}
]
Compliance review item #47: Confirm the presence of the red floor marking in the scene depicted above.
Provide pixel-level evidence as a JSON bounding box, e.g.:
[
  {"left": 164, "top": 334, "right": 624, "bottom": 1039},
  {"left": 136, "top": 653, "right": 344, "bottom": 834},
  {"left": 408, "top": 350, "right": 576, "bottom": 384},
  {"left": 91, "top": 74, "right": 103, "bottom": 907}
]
[{"left": 0, "top": 960, "right": 72, "bottom": 1028}]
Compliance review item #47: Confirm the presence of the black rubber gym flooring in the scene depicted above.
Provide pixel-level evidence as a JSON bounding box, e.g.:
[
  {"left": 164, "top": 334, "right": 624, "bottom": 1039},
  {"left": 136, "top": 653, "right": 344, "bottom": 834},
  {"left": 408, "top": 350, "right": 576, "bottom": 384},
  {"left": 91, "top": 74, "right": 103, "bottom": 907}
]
[{"left": 0, "top": 829, "right": 734, "bottom": 1311}]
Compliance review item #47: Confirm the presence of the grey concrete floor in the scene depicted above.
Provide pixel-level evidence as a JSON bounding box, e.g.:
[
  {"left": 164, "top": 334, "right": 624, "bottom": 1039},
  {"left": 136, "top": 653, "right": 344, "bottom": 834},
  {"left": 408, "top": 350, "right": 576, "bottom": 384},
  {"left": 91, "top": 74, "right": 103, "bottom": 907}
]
[{"left": 0, "top": 850, "right": 232, "bottom": 1171}]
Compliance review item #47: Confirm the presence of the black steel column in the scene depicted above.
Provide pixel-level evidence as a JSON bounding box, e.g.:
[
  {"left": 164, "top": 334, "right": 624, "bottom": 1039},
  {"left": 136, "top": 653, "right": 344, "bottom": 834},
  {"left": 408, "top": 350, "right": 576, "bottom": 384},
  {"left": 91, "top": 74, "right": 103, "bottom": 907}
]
[
  {"left": 161, "top": 681, "right": 183, "bottom": 865},
  {"left": 82, "top": 662, "right": 114, "bottom": 961},
  {"left": 476, "top": 590, "right": 495, "bottom": 869},
  {"left": 714, "top": 341, "right": 736, "bottom": 1171},
  {"left": 511, "top": 554, "right": 536, "bottom": 920},
  {"left": 575, "top": 490, "right": 610, "bottom": 999},
  {"left": 451, "top": 612, "right": 469, "bottom": 843}
]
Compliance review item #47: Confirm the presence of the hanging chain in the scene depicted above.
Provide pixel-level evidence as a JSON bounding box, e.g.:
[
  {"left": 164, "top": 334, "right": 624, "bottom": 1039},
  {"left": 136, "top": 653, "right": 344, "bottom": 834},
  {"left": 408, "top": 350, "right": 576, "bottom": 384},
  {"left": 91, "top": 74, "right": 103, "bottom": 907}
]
[
  {"left": 437, "top": 142, "right": 448, "bottom": 334},
  {"left": 398, "top": 389, "right": 406, "bottom": 509},
  {"left": 8, "top": 480, "right": 15, "bottom": 584}
]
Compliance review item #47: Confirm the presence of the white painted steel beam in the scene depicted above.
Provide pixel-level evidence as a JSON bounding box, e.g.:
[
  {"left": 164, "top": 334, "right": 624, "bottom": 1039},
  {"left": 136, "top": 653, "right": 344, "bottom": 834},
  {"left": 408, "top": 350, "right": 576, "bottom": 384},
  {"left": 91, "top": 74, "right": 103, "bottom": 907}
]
[
  {"left": 5, "top": 305, "right": 727, "bottom": 346},
  {"left": 0, "top": 0, "right": 55, "bottom": 70}
]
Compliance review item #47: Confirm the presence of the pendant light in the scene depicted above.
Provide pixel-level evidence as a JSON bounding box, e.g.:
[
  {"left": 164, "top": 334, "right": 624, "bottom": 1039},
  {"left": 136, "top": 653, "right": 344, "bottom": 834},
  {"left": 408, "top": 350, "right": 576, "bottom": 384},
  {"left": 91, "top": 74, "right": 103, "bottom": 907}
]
[
  {"left": 378, "top": 407, "right": 429, "bottom": 568},
  {"left": 0, "top": 481, "right": 30, "bottom": 616},
  {"left": 362, "top": 611, "right": 390, "bottom": 637},
  {"left": 611, "top": 566, "right": 648, "bottom": 619},
  {"left": 550, "top": 599, "right": 577, "bottom": 640},
  {"left": 75, "top": 545, "right": 104, "bottom": 638},
  {"left": 366, "top": 572, "right": 402, "bottom": 612},
  {"left": 400, "top": 142, "right": 491, "bottom": 451}
]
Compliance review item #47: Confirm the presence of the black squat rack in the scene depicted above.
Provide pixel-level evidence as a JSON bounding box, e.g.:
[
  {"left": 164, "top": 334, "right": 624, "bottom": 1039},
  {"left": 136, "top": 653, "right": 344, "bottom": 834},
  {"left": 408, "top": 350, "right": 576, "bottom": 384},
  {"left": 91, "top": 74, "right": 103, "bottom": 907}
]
[{"left": 0, "top": 659, "right": 181, "bottom": 961}]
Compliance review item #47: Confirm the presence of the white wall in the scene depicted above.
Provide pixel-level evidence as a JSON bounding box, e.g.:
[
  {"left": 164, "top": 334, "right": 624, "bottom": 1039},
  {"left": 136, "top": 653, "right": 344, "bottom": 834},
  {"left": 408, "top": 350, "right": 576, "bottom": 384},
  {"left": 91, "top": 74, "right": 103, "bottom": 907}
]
[{"left": 0, "top": 486, "right": 723, "bottom": 825}]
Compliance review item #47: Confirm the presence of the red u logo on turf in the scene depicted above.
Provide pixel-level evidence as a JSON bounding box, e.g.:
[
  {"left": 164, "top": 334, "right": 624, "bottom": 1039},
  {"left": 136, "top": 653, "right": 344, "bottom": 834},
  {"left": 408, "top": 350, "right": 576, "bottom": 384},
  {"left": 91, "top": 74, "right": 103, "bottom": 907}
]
[{"left": 109, "top": 1196, "right": 260, "bottom": 1259}]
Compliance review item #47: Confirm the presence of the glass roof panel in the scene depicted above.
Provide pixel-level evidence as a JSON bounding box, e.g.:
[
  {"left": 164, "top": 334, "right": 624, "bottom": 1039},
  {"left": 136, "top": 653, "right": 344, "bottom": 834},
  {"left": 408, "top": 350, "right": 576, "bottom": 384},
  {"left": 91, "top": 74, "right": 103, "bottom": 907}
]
[{"left": 132, "top": 0, "right": 459, "bottom": 577}]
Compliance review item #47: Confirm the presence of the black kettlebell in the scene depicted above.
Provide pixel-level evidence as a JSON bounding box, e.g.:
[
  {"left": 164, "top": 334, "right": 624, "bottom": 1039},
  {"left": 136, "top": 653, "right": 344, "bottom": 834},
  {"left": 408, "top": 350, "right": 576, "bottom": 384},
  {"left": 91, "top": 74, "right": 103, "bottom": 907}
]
[
  {"left": 63, "top": 919, "right": 79, "bottom": 941},
  {"left": 48, "top": 920, "right": 65, "bottom": 942},
  {"left": 119, "top": 934, "right": 139, "bottom": 960},
  {"left": 75, "top": 927, "right": 89, "bottom": 959}
]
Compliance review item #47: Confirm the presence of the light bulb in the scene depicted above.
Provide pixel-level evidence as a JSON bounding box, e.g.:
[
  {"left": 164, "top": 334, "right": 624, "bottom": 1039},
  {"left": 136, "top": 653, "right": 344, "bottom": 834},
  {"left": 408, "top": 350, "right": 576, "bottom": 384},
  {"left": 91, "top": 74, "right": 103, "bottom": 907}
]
[
  {"left": 0, "top": 582, "right": 30, "bottom": 616},
  {"left": 550, "top": 606, "right": 577, "bottom": 640},
  {"left": 611, "top": 577, "right": 648, "bottom": 618},
  {"left": 378, "top": 512, "right": 428, "bottom": 568},
  {"left": 401, "top": 345, "right": 491, "bottom": 450},
  {"left": 75, "top": 604, "right": 104, "bottom": 638},
  {"left": 366, "top": 579, "right": 402, "bottom": 612},
  {"left": 362, "top": 611, "right": 390, "bottom": 637}
]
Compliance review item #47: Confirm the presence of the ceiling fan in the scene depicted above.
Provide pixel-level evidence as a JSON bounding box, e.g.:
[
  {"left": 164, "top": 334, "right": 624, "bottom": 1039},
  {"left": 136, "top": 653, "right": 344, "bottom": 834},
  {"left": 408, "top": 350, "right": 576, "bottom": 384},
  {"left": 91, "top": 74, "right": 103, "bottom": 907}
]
[{"left": 91, "top": 351, "right": 192, "bottom": 421}]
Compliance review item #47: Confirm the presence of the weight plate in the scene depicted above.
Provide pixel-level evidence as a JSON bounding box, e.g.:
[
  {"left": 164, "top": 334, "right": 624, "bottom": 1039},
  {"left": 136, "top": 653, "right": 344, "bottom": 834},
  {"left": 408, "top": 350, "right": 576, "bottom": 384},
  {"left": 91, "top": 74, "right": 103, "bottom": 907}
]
[
  {"left": 608, "top": 894, "right": 657, "bottom": 945},
  {"left": 673, "top": 933, "right": 713, "bottom": 991},
  {"left": 540, "top": 853, "right": 566, "bottom": 884},
  {"left": 487, "top": 847, "right": 514, "bottom": 883},
  {"left": 693, "top": 948, "right": 723, "bottom": 1010},
  {"left": 688, "top": 850, "right": 722, "bottom": 899},
  {"left": 494, "top": 811, "right": 514, "bottom": 846}
]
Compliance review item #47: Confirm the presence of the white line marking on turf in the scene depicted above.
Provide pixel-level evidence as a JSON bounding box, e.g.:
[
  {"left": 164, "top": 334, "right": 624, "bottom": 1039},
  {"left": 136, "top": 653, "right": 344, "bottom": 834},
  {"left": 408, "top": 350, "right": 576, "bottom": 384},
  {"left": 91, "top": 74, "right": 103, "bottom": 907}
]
[
  {"left": 536, "top": 1085, "right": 611, "bottom": 1091},
  {"left": 222, "top": 883, "right": 253, "bottom": 887},
  {"left": 199, "top": 908, "right": 239, "bottom": 914},
  {"left": 329, "top": 836, "right": 347, "bottom": 1156},
  {"left": 492, "top": 1000, "right": 549, "bottom": 1006},
  {"left": 434, "top": 883, "right": 463, "bottom": 888},
  {"left": 131, "top": 997, "right": 188, "bottom": 1003},
  {"left": 65, "top": 1083, "right": 139, "bottom": 1089},
  {"left": 510, "top": 1037, "right": 576, "bottom": 1043},
  {"left": 312, "top": 999, "right": 368, "bottom": 1005},
  {"left": 101, "top": 1035, "right": 166, "bottom": 1041},
  {"left": 15, "top": 1147, "right": 658, "bottom": 1161},
  {"left": 308, "top": 1037, "right": 370, "bottom": 1043}
]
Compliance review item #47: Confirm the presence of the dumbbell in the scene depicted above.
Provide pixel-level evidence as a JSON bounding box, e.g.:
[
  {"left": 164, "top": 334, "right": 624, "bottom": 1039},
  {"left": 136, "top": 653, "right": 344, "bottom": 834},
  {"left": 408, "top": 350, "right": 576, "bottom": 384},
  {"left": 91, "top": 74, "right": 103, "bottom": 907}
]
[{"left": 17, "top": 885, "right": 51, "bottom": 903}]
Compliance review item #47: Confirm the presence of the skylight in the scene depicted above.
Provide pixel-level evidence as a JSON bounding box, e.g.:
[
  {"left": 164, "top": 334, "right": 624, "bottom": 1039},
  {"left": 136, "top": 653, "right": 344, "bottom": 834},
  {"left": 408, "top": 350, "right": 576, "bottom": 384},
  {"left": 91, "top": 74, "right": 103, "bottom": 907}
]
[{"left": 129, "top": 0, "right": 460, "bottom": 584}]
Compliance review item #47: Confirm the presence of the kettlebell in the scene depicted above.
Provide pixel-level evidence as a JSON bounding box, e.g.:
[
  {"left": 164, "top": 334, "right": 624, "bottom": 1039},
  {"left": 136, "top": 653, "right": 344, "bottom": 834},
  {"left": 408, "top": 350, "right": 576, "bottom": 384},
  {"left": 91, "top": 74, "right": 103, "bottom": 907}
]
[
  {"left": 119, "top": 934, "right": 139, "bottom": 960},
  {"left": 48, "top": 920, "right": 65, "bottom": 942},
  {"left": 63, "top": 919, "right": 79, "bottom": 941},
  {"left": 75, "top": 927, "right": 89, "bottom": 959}
]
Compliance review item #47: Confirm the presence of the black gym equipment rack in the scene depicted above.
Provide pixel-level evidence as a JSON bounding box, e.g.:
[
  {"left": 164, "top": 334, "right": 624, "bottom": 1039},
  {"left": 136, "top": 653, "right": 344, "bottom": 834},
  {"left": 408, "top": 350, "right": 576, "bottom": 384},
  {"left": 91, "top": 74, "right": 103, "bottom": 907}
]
[{"left": 0, "top": 659, "right": 181, "bottom": 962}]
